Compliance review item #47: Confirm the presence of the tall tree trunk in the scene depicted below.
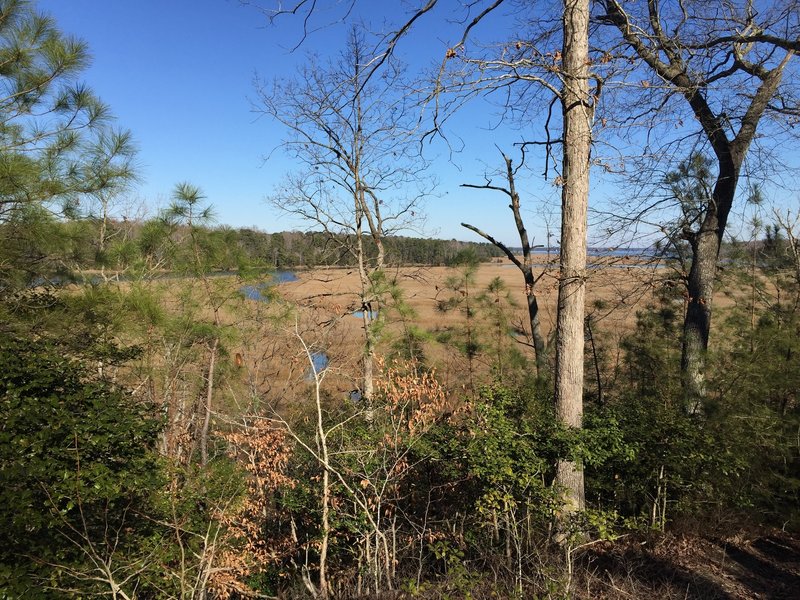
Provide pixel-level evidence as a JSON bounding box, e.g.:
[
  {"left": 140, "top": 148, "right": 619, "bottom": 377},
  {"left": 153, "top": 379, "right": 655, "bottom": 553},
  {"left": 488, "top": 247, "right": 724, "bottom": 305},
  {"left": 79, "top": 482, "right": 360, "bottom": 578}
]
[
  {"left": 354, "top": 193, "right": 376, "bottom": 401},
  {"left": 682, "top": 231, "right": 718, "bottom": 406},
  {"left": 554, "top": 0, "right": 591, "bottom": 515},
  {"left": 316, "top": 383, "right": 331, "bottom": 599},
  {"left": 681, "top": 158, "right": 739, "bottom": 407},
  {"left": 362, "top": 309, "right": 376, "bottom": 401}
]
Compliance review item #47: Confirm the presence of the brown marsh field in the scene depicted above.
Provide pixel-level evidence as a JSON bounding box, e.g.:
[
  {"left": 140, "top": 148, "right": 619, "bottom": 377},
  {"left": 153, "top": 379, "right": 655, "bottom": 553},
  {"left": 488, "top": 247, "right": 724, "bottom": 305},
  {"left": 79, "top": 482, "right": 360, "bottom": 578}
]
[{"left": 232, "top": 255, "right": 668, "bottom": 408}]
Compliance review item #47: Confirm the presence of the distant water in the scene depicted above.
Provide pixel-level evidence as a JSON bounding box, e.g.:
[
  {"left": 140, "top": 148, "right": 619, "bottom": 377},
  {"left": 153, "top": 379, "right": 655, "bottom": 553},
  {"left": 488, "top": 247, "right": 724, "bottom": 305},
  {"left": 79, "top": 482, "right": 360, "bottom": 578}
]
[
  {"left": 241, "top": 284, "right": 269, "bottom": 301},
  {"left": 503, "top": 261, "right": 664, "bottom": 270},
  {"left": 272, "top": 271, "right": 299, "bottom": 283},
  {"left": 588, "top": 263, "right": 669, "bottom": 270},
  {"left": 241, "top": 271, "right": 298, "bottom": 302},
  {"left": 588, "top": 247, "right": 660, "bottom": 258},
  {"left": 502, "top": 263, "right": 553, "bottom": 269},
  {"left": 502, "top": 247, "right": 671, "bottom": 269},
  {"left": 528, "top": 247, "right": 661, "bottom": 257}
]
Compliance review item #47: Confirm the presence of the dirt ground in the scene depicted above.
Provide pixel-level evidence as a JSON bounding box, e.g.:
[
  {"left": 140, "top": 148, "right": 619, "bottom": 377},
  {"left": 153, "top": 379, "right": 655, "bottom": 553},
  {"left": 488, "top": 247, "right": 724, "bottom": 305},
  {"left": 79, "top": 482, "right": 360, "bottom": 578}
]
[{"left": 574, "top": 528, "right": 800, "bottom": 599}]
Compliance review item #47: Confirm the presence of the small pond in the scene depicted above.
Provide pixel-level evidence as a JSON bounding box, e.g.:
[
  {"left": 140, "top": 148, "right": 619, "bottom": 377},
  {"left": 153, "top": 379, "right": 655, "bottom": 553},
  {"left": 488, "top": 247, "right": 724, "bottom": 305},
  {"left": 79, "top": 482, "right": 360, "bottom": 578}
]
[
  {"left": 241, "top": 284, "right": 269, "bottom": 301},
  {"left": 271, "top": 271, "right": 299, "bottom": 283},
  {"left": 306, "top": 351, "right": 329, "bottom": 381},
  {"left": 352, "top": 309, "right": 379, "bottom": 319}
]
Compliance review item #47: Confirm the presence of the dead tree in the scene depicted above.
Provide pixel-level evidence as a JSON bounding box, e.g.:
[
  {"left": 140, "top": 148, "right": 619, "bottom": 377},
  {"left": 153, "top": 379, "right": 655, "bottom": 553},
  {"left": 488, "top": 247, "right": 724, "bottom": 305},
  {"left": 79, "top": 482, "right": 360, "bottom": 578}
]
[
  {"left": 461, "top": 150, "right": 549, "bottom": 377},
  {"left": 437, "top": 0, "right": 597, "bottom": 517},
  {"left": 256, "top": 26, "right": 431, "bottom": 400},
  {"left": 251, "top": 0, "right": 599, "bottom": 518}
]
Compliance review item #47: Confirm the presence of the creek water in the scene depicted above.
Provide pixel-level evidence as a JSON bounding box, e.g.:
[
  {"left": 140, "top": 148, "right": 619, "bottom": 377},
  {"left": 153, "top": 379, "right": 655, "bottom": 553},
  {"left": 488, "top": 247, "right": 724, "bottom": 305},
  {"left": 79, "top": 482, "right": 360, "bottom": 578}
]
[{"left": 240, "top": 271, "right": 298, "bottom": 302}]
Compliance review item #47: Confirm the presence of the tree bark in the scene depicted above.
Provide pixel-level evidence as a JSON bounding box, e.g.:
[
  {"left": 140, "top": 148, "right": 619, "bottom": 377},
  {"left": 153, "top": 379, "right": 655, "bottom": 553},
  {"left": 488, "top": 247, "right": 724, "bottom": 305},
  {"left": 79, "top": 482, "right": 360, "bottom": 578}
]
[
  {"left": 355, "top": 186, "right": 377, "bottom": 402},
  {"left": 682, "top": 220, "right": 724, "bottom": 407},
  {"left": 554, "top": 0, "right": 592, "bottom": 514},
  {"left": 525, "top": 272, "right": 548, "bottom": 376},
  {"left": 362, "top": 309, "right": 376, "bottom": 401}
]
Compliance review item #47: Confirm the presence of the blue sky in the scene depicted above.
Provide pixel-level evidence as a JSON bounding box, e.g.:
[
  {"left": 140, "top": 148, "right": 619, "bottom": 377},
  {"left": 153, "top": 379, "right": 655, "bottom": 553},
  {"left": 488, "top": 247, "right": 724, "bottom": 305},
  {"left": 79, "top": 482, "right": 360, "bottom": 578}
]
[
  {"left": 36, "top": 1, "right": 798, "bottom": 247},
  {"left": 37, "top": 0, "right": 568, "bottom": 245}
]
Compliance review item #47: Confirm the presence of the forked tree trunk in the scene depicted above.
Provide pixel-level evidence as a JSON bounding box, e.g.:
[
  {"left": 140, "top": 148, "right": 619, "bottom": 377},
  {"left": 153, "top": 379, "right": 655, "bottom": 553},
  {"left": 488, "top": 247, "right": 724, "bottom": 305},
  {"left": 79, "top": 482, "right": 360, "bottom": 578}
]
[
  {"left": 554, "top": 0, "right": 591, "bottom": 515},
  {"left": 600, "top": 0, "right": 793, "bottom": 409},
  {"left": 505, "top": 154, "right": 548, "bottom": 377}
]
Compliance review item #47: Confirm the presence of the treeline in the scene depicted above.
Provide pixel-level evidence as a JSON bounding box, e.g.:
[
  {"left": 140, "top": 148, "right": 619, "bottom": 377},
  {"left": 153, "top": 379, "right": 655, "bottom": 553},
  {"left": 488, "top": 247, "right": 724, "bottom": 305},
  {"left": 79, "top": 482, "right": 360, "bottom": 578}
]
[
  {"left": 237, "top": 227, "right": 505, "bottom": 268},
  {"left": 14, "top": 217, "right": 504, "bottom": 280}
]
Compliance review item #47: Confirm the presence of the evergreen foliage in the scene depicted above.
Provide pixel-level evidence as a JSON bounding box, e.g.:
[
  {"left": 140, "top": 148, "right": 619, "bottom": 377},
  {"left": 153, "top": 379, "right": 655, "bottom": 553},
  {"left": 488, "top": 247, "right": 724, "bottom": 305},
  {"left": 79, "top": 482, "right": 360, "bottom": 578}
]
[
  {"left": 0, "top": 335, "right": 162, "bottom": 596},
  {"left": 0, "top": 0, "right": 135, "bottom": 290}
]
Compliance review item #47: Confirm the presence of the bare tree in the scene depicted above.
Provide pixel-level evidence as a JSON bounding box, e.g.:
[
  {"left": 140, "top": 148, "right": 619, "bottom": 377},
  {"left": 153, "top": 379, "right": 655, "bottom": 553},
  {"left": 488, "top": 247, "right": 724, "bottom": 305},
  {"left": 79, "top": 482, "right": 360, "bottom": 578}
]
[
  {"left": 553, "top": 0, "right": 593, "bottom": 518},
  {"left": 256, "top": 25, "right": 431, "bottom": 400},
  {"left": 461, "top": 149, "right": 549, "bottom": 377},
  {"left": 596, "top": 0, "right": 799, "bottom": 404},
  {"left": 298, "top": 0, "right": 600, "bottom": 521},
  {"left": 250, "top": 0, "right": 601, "bottom": 521}
]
